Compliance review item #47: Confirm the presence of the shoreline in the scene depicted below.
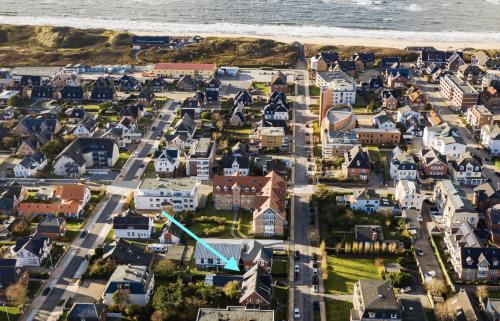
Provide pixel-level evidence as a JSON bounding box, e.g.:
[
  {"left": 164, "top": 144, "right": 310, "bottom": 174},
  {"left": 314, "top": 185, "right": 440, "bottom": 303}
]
[
  {"left": 145, "top": 32, "right": 500, "bottom": 51},
  {"left": 0, "top": 18, "right": 499, "bottom": 51}
]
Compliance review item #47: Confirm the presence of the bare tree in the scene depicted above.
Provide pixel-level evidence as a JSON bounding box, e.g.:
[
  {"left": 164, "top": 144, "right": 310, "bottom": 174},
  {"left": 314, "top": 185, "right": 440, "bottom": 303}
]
[
  {"left": 434, "top": 302, "right": 454, "bottom": 321},
  {"left": 425, "top": 279, "right": 447, "bottom": 297},
  {"left": 6, "top": 283, "right": 27, "bottom": 307},
  {"left": 476, "top": 285, "right": 489, "bottom": 303}
]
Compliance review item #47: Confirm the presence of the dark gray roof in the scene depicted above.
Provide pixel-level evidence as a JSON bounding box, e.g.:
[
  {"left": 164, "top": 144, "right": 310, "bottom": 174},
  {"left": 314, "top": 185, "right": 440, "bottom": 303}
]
[
  {"left": 223, "top": 152, "right": 249, "bottom": 170},
  {"left": 67, "top": 303, "right": 105, "bottom": 321},
  {"left": 355, "top": 225, "right": 384, "bottom": 242},
  {"left": 194, "top": 241, "right": 241, "bottom": 261},
  {"left": 120, "top": 104, "right": 144, "bottom": 118},
  {"left": 400, "top": 298, "right": 426, "bottom": 321},
  {"left": 102, "top": 238, "right": 153, "bottom": 266},
  {"left": 19, "top": 116, "right": 59, "bottom": 135},
  {"left": 460, "top": 247, "right": 500, "bottom": 270},
  {"left": 78, "top": 115, "right": 97, "bottom": 132},
  {"left": 240, "top": 265, "right": 272, "bottom": 305},
  {"left": 13, "top": 236, "right": 50, "bottom": 256},
  {"left": 0, "top": 258, "right": 25, "bottom": 289},
  {"left": 38, "top": 216, "right": 65, "bottom": 234},
  {"left": 61, "top": 86, "right": 85, "bottom": 100},
  {"left": 358, "top": 280, "right": 401, "bottom": 318},
  {"left": 174, "top": 113, "right": 196, "bottom": 136},
  {"left": 56, "top": 137, "right": 117, "bottom": 166},
  {"left": 344, "top": 146, "right": 371, "bottom": 169},
  {"left": 19, "top": 151, "right": 45, "bottom": 170},
  {"left": 113, "top": 210, "right": 151, "bottom": 231},
  {"left": 448, "top": 290, "right": 483, "bottom": 321},
  {"left": 270, "top": 71, "right": 287, "bottom": 86}
]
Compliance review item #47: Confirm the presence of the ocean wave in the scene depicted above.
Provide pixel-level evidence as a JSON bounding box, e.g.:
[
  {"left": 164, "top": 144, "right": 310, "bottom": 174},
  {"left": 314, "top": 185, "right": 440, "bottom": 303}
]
[
  {"left": 405, "top": 3, "right": 423, "bottom": 11},
  {"left": 484, "top": 0, "right": 500, "bottom": 4},
  {"left": 0, "top": 15, "right": 499, "bottom": 44}
]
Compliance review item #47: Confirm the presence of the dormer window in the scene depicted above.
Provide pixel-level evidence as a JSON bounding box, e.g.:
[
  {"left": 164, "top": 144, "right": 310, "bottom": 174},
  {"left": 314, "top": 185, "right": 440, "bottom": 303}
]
[
  {"left": 368, "top": 312, "right": 376, "bottom": 318},
  {"left": 391, "top": 313, "right": 398, "bottom": 319},
  {"left": 460, "top": 166, "right": 464, "bottom": 171}
]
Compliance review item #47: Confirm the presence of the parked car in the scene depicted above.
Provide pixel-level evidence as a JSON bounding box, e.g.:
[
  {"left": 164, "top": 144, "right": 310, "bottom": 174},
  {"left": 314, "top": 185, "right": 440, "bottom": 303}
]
[
  {"left": 424, "top": 271, "right": 436, "bottom": 280},
  {"left": 312, "top": 268, "right": 318, "bottom": 275},
  {"left": 312, "top": 275, "right": 319, "bottom": 285},
  {"left": 400, "top": 286, "right": 412, "bottom": 293},
  {"left": 80, "top": 230, "right": 88, "bottom": 238},
  {"left": 294, "top": 308, "right": 301, "bottom": 319},
  {"left": 294, "top": 265, "right": 300, "bottom": 273},
  {"left": 42, "top": 287, "right": 51, "bottom": 296},
  {"left": 416, "top": 248, "right": 424, "bottom": 256},
  {"left": 294, "top": 250, "right": 301, "bottom": 260},
  {"left": 312, "top": 253, "right": 318, "bottom": 262},
  {"left": 312, "top": 284, "right": 319, "bottom": 292}
]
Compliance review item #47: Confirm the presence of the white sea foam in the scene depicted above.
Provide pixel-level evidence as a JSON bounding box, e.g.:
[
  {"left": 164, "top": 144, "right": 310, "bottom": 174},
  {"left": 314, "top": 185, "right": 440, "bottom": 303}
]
[
  {"left": 0, "top": 15, "right": 499, "bottom": 44},
  {"left": 405, "top": 3, "right": 423, "bottom": 11},
  {"left": 485, "top": 0, "right": 500, "bottom": 4}
]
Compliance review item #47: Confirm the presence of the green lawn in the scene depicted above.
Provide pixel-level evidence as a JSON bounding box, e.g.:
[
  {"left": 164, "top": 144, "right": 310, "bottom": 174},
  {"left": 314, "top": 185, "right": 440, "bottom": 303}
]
[
  {"left": 82, "top": 104, "right": 100, "bottom": 111},
  {"left": 271, "top": 259, "right": 289, "bottom": 277},
  {"left": 0, "top": 306, "right": 20, "bottom": 321},
  {"left": 367, "top": 146, "right": 381, "bottom": 162},
  {"left": 312, "top": 120, "right": 320, "bottom": 136},
  {"left": 105, "top": 229, "right": 115, "bottom": 243},
  {"left": 313, "top": 145, "right": 322, "bottom": 158},
  {"left": 495, "top": 160, "right": 500, "bottom": 171},
  {"left": 253, "top": 82, "right": 271, "bottom": 96},
  {"left": 325, "top": 256, "right": 388, "bottom": 294},
  {"left": 272, "top": 285, "right": 289, "bottom": 321},
  {"left": 326, "top": 300, "right": 353, "bottom": 321},
  {"left": 142, "top": 161, "right": 156, "bottom": 179},
  {"left": 237, "top": 211, "right": 253, "bottom": 237},
  {"left": 490, "top": 291, "right": 500, "bottom": 299},
  {"left": 114, "top": 151, "right": 131, "bottom": 169},
  {"left": 223, "top": 127, "right": 253, "bottom": 136},
  {"left": 189, "top": 208, "right": 236, "bottom": 239},
  {"left": 309, "top": 85, "right": 321, "bottom": 96},
  {"left": 65, "top": 221, "right": 83, "bottom": 241}
]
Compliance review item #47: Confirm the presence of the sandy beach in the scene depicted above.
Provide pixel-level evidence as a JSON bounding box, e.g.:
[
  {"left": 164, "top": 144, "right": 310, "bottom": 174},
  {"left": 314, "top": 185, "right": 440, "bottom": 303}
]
[{"left": 136, "top": 31, "right": 500, "bottom": 51}]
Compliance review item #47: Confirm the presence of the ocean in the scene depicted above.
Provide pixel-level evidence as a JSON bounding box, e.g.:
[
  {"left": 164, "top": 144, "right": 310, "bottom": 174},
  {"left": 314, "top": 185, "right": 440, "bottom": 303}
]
[{"left": 0, "top": 0, "right": 499, "bottom": 43}]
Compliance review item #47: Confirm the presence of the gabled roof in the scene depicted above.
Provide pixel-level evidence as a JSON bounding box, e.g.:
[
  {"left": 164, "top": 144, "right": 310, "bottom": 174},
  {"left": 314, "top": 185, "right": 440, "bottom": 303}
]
[
  {"left": 61, "top": 86, "right": 85, "bottom": 100},
  {"left": 38, "top": 216, "right": 65, "bottom": 234},
  {"left": 239, "top": 265, "right": 272, "bottom": 305},
  {"left": 235, "top": 90, "right": 252, "bottom": 105},
  {"left": 31, "top": 85, "right": 54, "bottom": 99},
  {"left": 154, "top": 148, "right": 179, "bottom": 162},
  {"left": 13, "top": 236, "right": 50, "bottom": 256},
  {"left": 447, "top": 290, "right": 483, "bottom": 321},
  {"left": 67, "top": 303, "right": 105, "bottom": 321},
  {"left": 174, "top": 113, "right": 196, "bottom": 136},
  {"left": 113, "top": 210, "right": 151, "bottom": 231},
  {"left": 270, "top": 71, "right": 287, "bottom": 86},
  {"left": 120, "top": 104, "right": 144, "bottom": 118},
  {"left": 102, "top": 238, "right": 153, "bottom": 266},
  {"left": 56, "top": 137, "right": 117, "bottom": 166},
  {"left": 344, "top": 146, "right": 370, "bottom": 169},
  {"left": 223, "top": 152, "right": 250, "bottom": 170},
  {"left": 318, "top": 51, "right": 339, "bottom": 64},
  {"left": 18, "top": 151, "right": 45, "bottom": 169},
  {"left": 76, "top": 115, "right": 97, "bottom": 132}
]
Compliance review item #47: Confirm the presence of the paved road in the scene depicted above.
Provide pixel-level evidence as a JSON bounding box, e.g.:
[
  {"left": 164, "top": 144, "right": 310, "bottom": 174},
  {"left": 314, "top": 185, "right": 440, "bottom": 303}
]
[
  {"left": 25, "top": 101, "right": 176, "bottom": 321},
  {"left": 28, "top": 195, "right": 122, "bottom": 321},
  {"left": 291, "top": 60, "right": 321, "bottom": 321}
]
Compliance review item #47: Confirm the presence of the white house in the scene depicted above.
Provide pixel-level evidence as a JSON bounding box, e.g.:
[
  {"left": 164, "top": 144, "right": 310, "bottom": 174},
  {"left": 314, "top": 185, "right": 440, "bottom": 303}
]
[
  {"left": 11, "top": 237, "right": 51, "bottom": 267},
  {"left": 263, "top": 103, "right": 289, "bottom": 121},
  {"left": 434, "top": 180, "right": 478, "bottom": 228},
  {"left": 102, "top": 118, "right": 142, "bottom": 147},
  {"left": 396, "top": 106, "right": 421, "bottom": 124},
  {"left": 112, "top": 210, "right": 154, "bottom": 239},
  {"left": 395, "top": 180, "right": 422, "bottom": 210},
  {"left": 159, "top": 221, "right": 183, "bottom": 244},
  {"left": 373, "top": 113, "right": 396, "bottom": 130},
  {"left": 389, "top": 147, "right": 417, "bottom": 181},
  {"left": 316, "top": 66, "right": 356, "bottom": 105},
  {"left": 154, "top": 148, "right": 180, "bottom": 174},
  {"left": 134, "top": 177, "right": 201, "bottom": 212},
  {"left": 223, "top": 151, "right": 250, "bottom": 176},
  {"left": 72, "top": 115, "right": 98, "bottom": 137},
  {"left": 348, "top": 189, "right": 381, "bottom": 214},
  {"left": 14, "top": 152, "right": 47, "bottom": 178},
  {"left": 449, "top": 152, "right": 486, "bottom": 186},
  {"left": 480, "top": 124, "right": 500, "bottom": 155},
  {"left": 102, "top": 265, "right": 155, "bottom": 307},
  {"left": 53, "top": 138, "right": 119, "bottom": 177}
]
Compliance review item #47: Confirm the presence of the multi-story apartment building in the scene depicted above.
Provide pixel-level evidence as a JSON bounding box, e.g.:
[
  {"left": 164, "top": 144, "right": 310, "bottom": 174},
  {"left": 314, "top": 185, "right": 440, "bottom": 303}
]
[
  {"left": 423, "top": 125, "right": 466, "bottom": 157},
  {"left": 185, "top": 138, "right": 216, "bottom": 181},
  {"left": 389, "top": 147, "right": 417, "bottom": 181},
  {"left": 317, "top": 66, "right": 356, "bottom": 106},
  {"left": 152, "top": 62, "right": 216, "bottom": 79},
  {"left": 444, "top": 222, "right": 499, "bottom": 282},
  {"left": 480, "top": 124, "right": 500, "bottom": 155},
  {"left": 440, "top": 74, "right": 479, "bottom": 111},
  {"left": 395, "top": 180, "right": 422, "bottom": 210},
  {"left": 134, "top": 177, "right": 201, "bottom": 212},
  {"left": 352, "top": 128, "right": 401, "bottom": 145},
  {"left": 449, "top": 152, "right": 486, "bottom": 186},
  {"left": 213, "top": 172, "right": 287, "bottom": 237},
  {"left": 322, "top": 130, "right": 358, "bottom": 158},
  {"left": 250, "top": 127, "right": 286, "bottom": 150},
  {"left": 466, "top": 104, "right": 492, "bottom": 129},
  {"left": 434, "top": 180, "right": 478, "bottom": 228},
  {"left": 350, "top": 280, "right": 402, "bottom": 321}
]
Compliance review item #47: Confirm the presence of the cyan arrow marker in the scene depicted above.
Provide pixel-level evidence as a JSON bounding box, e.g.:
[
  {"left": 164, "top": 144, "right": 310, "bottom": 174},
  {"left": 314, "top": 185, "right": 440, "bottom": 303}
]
[{"left": 161, "top": 210, "right": 240, "bottom": 271}]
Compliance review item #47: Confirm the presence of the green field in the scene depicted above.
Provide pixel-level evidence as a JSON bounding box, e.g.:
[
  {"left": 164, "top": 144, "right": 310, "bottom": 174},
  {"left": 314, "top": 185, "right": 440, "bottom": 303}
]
[
  {"left": 65, "top": 221, "right": 83, "bottom": 240},
  {"left": 189, "top": 209, "right": 236, "bottom": 239},
  {"left": 495, "top": 160, "right": 500, "bottom": 171},
  {"left": 272, "top": 285, "right": 289, "bottom": 320},
  {"left": 309, "top": 85, "right": 321, "bottom": 96},
  {"left": 325, "top": 256, "right": 388, "bottom": 294},
  {"left": 0, "top": 306, "right": 20, "bottom": 321},
  {"left": 253, "top": 82, "right": 271, "bottom": 96},
  {"left": 114, "top": 151, "right": 131, "bottom": 169},
  {"left": 326, "top": 300, "right": 353, "bottom": 321},
  {"left": 367, "top": 146, "right": 381, "bottom": 162}
]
